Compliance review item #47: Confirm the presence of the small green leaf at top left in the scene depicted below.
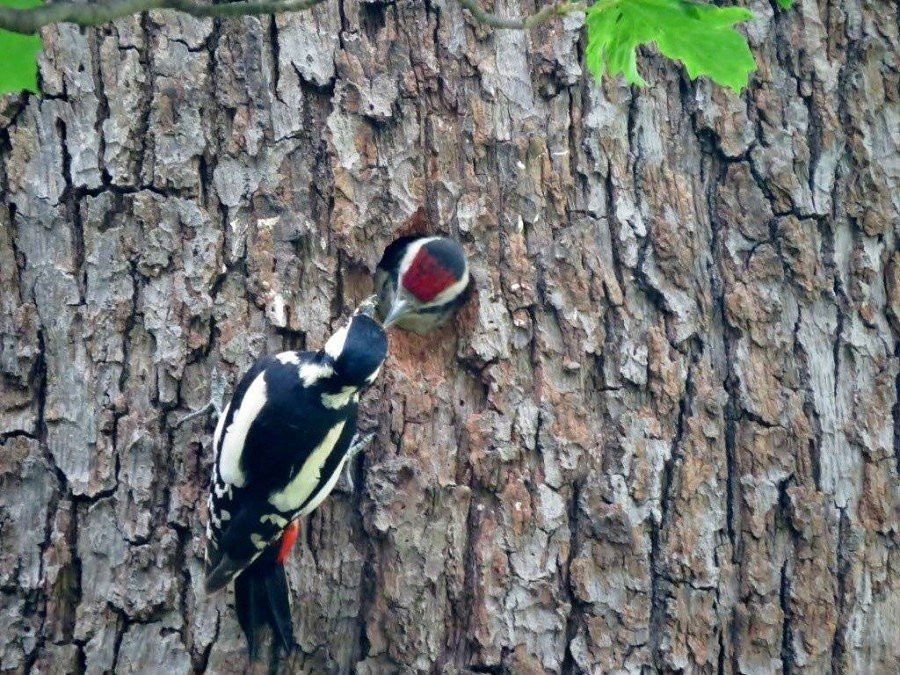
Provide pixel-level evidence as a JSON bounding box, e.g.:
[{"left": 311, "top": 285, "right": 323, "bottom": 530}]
[{"left": 1, "top": 0, "right": 44, "bottom": 96}]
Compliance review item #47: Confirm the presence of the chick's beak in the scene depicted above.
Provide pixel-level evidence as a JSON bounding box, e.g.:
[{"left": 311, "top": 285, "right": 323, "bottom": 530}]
[{"left": 383, "top": 298, "right": 410, "bottom": 328}]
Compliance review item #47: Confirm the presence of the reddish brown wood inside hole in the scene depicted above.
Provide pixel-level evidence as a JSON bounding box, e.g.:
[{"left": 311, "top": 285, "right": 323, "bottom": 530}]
[
  {"left": 396, "top": 206, "right": 430, "bottom": 237},
  {"left": 451, "top": 280, "right": 479, "bottom": 335}
]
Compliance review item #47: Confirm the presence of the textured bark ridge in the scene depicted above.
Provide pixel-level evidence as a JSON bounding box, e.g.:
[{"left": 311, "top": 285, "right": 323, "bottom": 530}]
[{"left": 0, "top": 1, "right": 897, "bottom": 673}]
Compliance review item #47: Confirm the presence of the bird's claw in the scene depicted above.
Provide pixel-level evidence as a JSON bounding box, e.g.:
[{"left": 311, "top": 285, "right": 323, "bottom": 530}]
[
  {"left": 174, "top": 369, "right": 228, "bottom": 427},
  {"left": 343, "top": 432, "right": 375, "bottom": 492},
  {"left": 175, "top": 401, "right": 216, "bottom": 427}
]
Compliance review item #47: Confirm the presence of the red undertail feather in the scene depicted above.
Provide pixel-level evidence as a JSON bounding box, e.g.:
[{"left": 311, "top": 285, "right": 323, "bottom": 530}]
[
  {"left": 402, "top": 249, "right": 457, "bottom": 302},
  {"left": 277, "top": 521, "right": 300, "bottom": 565}
]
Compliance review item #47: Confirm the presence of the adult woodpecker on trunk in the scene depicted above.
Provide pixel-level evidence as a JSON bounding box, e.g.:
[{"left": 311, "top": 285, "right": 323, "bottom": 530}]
[
  {"left": 204, "top": 299, "right": 387, "bottom": 660},
  {"left": 374, "top": 235, "right": 470, "bottom": 334}
]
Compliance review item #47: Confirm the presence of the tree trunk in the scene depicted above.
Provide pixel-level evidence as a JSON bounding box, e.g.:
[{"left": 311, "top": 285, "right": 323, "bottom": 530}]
[{"left": 0, "top": 1, "right": 897, "bottom": 673}]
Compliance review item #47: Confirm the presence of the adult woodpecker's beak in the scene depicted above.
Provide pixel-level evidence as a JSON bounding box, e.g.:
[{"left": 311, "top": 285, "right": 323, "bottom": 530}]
[
  {"left": 355, "top": 295, "right": 379, "bottom": 318},
  {"left": 382, "top": 299, "right": 410, "bottom": 328}
]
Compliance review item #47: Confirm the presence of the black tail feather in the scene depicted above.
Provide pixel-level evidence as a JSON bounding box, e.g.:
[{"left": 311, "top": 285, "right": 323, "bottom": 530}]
[
  {"left": 234, "top": 570, "right": 267, "bottom": 662},
  {"left": 234, "top": 552, "right": 295, "bottom": 661},
  {"left": 263, "top": 564, "right": 294, "bottom": 651}
]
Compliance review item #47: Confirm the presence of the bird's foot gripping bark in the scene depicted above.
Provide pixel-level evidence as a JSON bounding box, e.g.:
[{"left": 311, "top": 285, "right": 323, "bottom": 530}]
[
  {"left": 174, "top": 401, "right": 217, "bottom": 427},
  {"left": 174, "top": 369, "right": 229, "bottom": 427},
  {"left": 343, "top": 432, "right": 375, "bottom": 492}
]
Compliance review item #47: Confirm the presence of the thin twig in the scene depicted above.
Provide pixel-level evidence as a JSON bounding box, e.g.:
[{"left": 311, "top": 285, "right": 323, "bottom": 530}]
[
  {"left": 456, "top": 0, "right": 585, "bottom": 30},
  {"left": 0, "top": 0, "right": 583, "bottom": 35},
  {"left": 174, "top": 401, "right": 215, "bottom": 428},
  {"left": 0, "top": 0, "right": 328, "bottom": 34}
]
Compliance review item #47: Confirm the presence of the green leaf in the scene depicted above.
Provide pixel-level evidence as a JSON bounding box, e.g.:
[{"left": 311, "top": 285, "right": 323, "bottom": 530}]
[
  {"left": 0, "top": 0, "right": 44, "bottom": 96},
  {"left": 776, "top": 0, "right": 794, "bottom": 8},
  {"left": 586, "top": 0, "right": 757, "bottom": 93}
]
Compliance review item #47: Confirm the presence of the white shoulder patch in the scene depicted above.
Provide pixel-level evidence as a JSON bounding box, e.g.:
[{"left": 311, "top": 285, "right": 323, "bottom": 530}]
[
  {"left": 298, "top": 361, "right": 334, "bottom": 387},
  {"left": 321, "top": 386, "right": 359, "bottom": 410},
  {"left": 276, "top": 351, "right": 301, "bottom": 365},
  {"left": 268, "top": 421, "right": 347, "bottom": 512},
  {"left": 219, "top": 373, "right": 268, "bottom": 488},
  {"left": 324, "top": 323, "right": 349, "bottom": 359},
  {"left": 365, "top": 364, "right": 383, "bottom": 384},
  {"left": 212, "top": 400, "right": 232, "bottom": 460}
]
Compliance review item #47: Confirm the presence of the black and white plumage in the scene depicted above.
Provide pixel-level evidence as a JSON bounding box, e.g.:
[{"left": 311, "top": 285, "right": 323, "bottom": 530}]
[
  {"left": 204, "top": 303, "right": 387, "bottom": 658},
  {"left": 374, "top": 235, "right": 470, "bottom": 334}
]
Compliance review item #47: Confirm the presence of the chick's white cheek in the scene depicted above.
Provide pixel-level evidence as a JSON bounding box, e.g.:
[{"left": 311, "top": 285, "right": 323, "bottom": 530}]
[{"left": 430, "top": 267, "right": 469, "bottom": 305}]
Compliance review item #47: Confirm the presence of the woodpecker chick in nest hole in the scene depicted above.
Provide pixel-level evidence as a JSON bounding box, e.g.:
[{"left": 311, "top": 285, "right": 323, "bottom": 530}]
[{"left": 375, "top": 235, "right": 470, "bottom": 334}]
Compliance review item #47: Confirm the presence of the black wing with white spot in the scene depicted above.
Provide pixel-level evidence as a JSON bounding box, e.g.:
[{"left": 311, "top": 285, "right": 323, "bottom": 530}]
[{"left": 204, "top": 351, "right": 359, "bottom": 591}]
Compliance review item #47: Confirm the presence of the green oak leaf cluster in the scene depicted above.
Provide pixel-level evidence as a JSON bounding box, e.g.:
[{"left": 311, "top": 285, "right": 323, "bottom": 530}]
[
  {"left": 585, "top": 0, "right": 757, "bottom": 92},
  {"left": 0, "top": 0, "right": 797, "bottom": 97},
  {"left": 0, "top": 0, "right": 42, "bottom": 95}
]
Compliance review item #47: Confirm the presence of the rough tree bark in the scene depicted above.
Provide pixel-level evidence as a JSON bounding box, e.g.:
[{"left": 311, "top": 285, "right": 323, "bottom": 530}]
[{"left": 0, "top": 0, "right": 897, "bottom": 673}]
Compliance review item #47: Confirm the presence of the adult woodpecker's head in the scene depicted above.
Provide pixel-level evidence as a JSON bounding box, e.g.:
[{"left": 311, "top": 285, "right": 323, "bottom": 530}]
[
  {"left": 322, "top": 299, "right": 388, "bottom": 387},
  {"left": 374, "top": 235, "right": 470, "bottom": 334}
]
